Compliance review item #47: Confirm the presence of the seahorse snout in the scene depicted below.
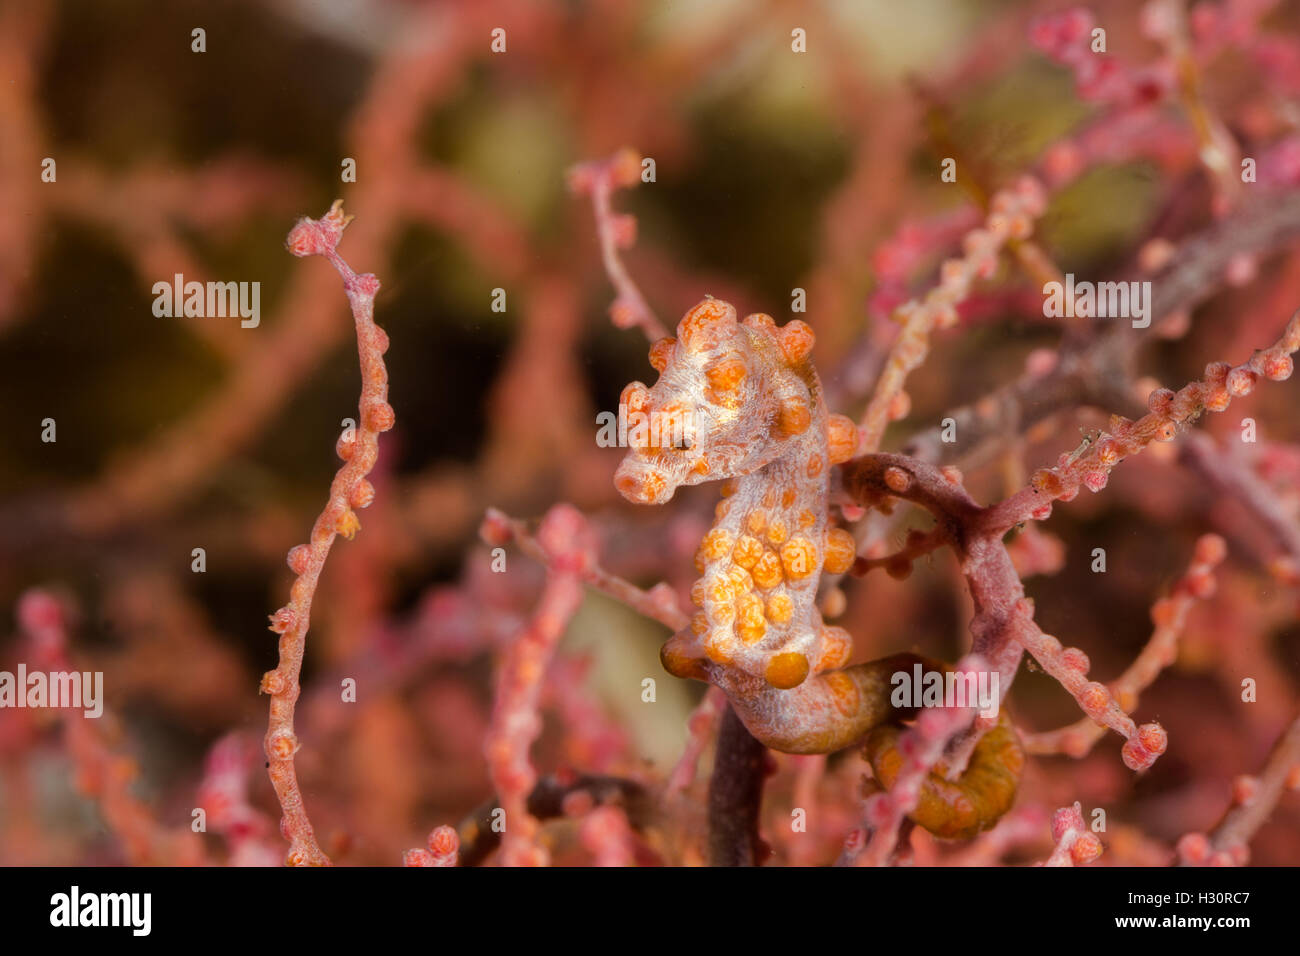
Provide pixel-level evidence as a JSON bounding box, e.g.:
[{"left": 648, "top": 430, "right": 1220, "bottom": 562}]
[{"left": 614, "top": 459, "right": 673, "bottom": 504}]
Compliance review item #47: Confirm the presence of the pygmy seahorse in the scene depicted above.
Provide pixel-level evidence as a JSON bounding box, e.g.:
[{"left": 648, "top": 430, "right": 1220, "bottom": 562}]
[{"left": 615, "top": 297, "right": 928, "bottom": 754}]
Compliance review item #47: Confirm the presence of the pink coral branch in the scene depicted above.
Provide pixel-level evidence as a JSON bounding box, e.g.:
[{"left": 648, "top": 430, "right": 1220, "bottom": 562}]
[
  {"left": 481, "top": 507, "right": 688, "bottom": 632},
  {"left": 1183, "top": 433, "right": 1300, "bottom": 573},
  {"left": 1023, "top": 534, "right": 1226, "bottom": 758},
  {"left": 665, "top": 685, "right": 727, "bottom": 797},
  {"left": 859, "top": 177, "right": 1048, "bottom": 452},
  {"left": 17, "top": 590, "right": 206, "bottom": 866},
  {"left": 569, "top": 148, "right": 668, "bottom": 342},
  {"left": 1030, "top": 8, "right": 1175, "bottom": 107},
  {"left": 1042, "top": 801, "right": 1103, "bottom": 866},
  {"left": 403, "top": 826, "right": 459, "bottom": 867},
  {"left": 483, "top": 504, "right": 593, "bottom": 866},
  {"left": 1012, "top": 604, "right": 1169, "bottom": 771},
  {"left": 455, "top": 771, "right": 651, "bottom": 867},
  {"left": 988, "top": 307, "right": 1300, "bottom": 532},
  {"left": 846, "top": 656, "right": 987, "bottom": 867},
  {"left": 1143, "top": 0, "right": 1243, "bottom": 208},
  {"left": 845, "top": 454, "right": 1168, "bottom": 770},
  {"left": 580, "top": 805, "right": 638, "bottom": 866},
  {"left": 945, "top": 805, "right": 1051, "bottom": 866},
  {"left": 261, "top": 201, "right": 393, "bottom": 866},
  {"left": 196, "top": 733, "right": 281, "bottom": 867},
  {"left": 853, "top": 525, "right": 950, "bottom": 580},
  {"left": 1177, "top": 711, "right": 1300, "bottom": 866}
]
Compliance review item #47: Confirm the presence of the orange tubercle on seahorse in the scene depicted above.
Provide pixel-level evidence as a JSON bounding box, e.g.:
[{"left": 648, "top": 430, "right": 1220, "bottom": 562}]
[
  {"left": 823, "top": 527, "right": 858, "bottom": 574},
  {"left": 826, "top": 413, "right": 860, "bottom": 465}
]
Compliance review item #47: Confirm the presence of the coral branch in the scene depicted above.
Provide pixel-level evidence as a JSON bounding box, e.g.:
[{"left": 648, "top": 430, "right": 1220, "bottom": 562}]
[
  {"left": 482, "top": 505, "right": 592, "bottom": 866},
  {"left": 853, "top": 525, "right": 950, "bottom": 579},
  {"left": 196, "top": 733, "right": 280, "bottom": 867},
  {"left": 1042, "top": 801, "right": 1103, "bottom": 866},
  {"left": 402, "top": 827, "right": 459, "bottom": 867},
  {"left": 1178, "top": 712, "right": 1300, "bottom": 866},
  {"left": 261, "top": 201, "right": 392, "bottom": 866},
  {"left": 1030, "top": 9, "right": 1173, "bottom": 107},
  {"left": 844, "top": 453, "right": 1170, "bottom": 770},
  {"left": 903, "top": 192, "right": 1300, "bottom": 469},
  {"left": 665, "top": 686, "right": 727, "bottom": 797},
  {"left": 1144, "top": 0, "right": 1242, "bottom": 207},
  {"left": 569, "top": 148, "right": 667, "bottom": 342},
  {"left": 945, "top": 805, "right": 1050, "bottom": 866},
  {"left": 482, "top": 507, "right": 688, "bottom": 632},
  {"left": 988, "top": 308, "right": 1300, "bottom": 531},
  {"left": 845, "top": 655, "right": 1011, "bottom": 866},
  {"left": 580, "top": 806, "right": 638, "bottom": 866},
  {"left": 455, "top": 771, "right": 651, "bottom": 867},
  {"left": 707, "top": 704, "right": 770, "bottom": 866},
  {"left": 1023, "top": 534, "right": 1226, "bottom": 758},
  {"left": 1183, "top": 433, "right": 1300, "bottom": 571},
  {"left": 17, "top": 591, "right": 206, "bottom": 866},
  {"left": 859, "top": 177, "right": 1048, "bottom": 453}
]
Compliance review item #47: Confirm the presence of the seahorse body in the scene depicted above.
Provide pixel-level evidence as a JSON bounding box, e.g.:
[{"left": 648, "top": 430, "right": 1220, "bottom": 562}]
[{"left": 615, "top": 297, "right": 922, "bottom": 753}]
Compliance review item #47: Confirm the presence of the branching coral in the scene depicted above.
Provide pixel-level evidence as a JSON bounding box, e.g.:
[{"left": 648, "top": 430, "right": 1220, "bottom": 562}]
[
  {"left": 7, "top": 0, "right": 1300, "bottom": 872},
  {"left": 859, "top": 177, "right": 1050, "bottom": 452},
  {"left": 1022, "top": 533, "right": 1227, "bottom": 758},
  {"left": 600, "top": 222, "right": 1298, "bottom": 861},
  {"left": 480, "top": 505, "right": 592, "bottom": 866},
  {"left": 1177, "top": 712, "right": 1300, "bottom": 866}
]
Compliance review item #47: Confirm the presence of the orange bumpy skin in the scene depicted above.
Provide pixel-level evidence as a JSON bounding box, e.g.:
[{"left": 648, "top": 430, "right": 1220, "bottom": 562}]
[{"left": 615, "top": 298, "right": 909, "bottom": 754}]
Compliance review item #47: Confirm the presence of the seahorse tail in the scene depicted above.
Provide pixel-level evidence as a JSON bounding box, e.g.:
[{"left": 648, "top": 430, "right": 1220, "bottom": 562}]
[
  {"left": 719, "top": 652, "right": 948, "bottom": 755},
  {"left": 864, "top": 709, "right": 1024, "bottom": 840}
]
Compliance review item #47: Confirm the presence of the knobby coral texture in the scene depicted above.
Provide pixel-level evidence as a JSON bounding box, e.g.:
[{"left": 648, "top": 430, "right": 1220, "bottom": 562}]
[{"left": 2, "top": 0, "right": 1300, "bottom": 870}]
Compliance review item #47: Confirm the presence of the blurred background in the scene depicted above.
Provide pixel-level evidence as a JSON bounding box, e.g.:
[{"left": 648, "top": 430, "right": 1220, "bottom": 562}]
[{"left": 1, "top": 0, "right": 1298, "bottom": 865}]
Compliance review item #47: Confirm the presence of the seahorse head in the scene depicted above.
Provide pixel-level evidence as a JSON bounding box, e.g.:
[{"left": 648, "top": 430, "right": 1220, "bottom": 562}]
[{"left": 614, "top": 297, "right": 821, "bottom": 505}]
